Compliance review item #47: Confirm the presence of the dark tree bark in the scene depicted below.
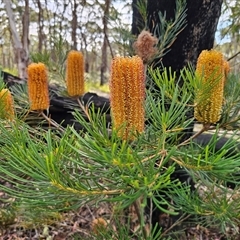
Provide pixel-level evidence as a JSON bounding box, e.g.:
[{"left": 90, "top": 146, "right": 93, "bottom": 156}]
[
  {"left": 147, "top": 0, "right": 223, "bottom": 72},
  {"left": 132, "top": 0, "right": 146, "bottom": 36}
]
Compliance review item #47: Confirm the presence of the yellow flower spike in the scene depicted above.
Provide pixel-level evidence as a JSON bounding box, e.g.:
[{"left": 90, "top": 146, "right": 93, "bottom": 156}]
[
  {"left": 27, "top": 63, "right": 50, "bottom": 111},
  {"left": 66, "top": 50, "right": 85, "bottom": 97},
  {"left": 194, "top": 49, "right": 225, "bottom": 124},
  {"left": 110, "top": 56, "right": 145, "bottom": 140},
  {"left": 0, "top": 89, "right": 15, "bottom": 120}
]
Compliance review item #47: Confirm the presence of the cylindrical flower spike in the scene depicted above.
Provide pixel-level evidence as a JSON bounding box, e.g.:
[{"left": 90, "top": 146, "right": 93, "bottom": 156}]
[
  {"left": 194, "top": 49, "right": 224, "bottom": 124},
  {"left": 0, "top": 89, "right": 15, "bottom": 120},
  {"left": 110, "top": 56, "right": 145, "bottom": 140},
  {"left": 27, "top": 63, "right": 50, "bottom": 111},
  {"left": 66, "top": 50, "right": 85, "bottom": 97}
]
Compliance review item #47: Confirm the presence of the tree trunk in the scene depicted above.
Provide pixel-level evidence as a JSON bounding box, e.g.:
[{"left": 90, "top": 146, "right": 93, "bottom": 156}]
[
  {"left": 71, "top": 0, "right": 78, "bottom": 49},
  {"left": 100, "top": 0, "right": 111, "bottom": 86},
  {"left": 3, "top": 0, "right": 29, "bottom": 79},
  {"left": 36, "top": 0, "right": 44, "bottom": 53},
  {"left": 146, "top": 0, "right": 224, "bottom": 232},
  {"left": 22, "top": 0, "right": 30, "bottom": 62},
  {"left": 132, "top": 0, "right": 146, "bottom": 36},
  {"left": 147, "top": 0, "right": 223, "bottom": 72}
]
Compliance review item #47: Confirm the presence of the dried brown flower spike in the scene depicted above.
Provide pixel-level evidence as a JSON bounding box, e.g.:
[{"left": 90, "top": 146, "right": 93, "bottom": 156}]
[{"left": 133, "top": 30, "right": 158, "bottom": 64}]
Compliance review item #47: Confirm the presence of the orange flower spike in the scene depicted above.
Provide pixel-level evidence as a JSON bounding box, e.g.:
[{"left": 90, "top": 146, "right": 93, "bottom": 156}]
[
  {"left": 194, "top": 49, "right": 224, "bottom": 124},
  {"left": 66, "top": 50, "right": 85, "bottom": 97},
  {"left": 110, "top": 56, "right": 145, "bottom": 140},
  {"left": 110, "top": 57, "right": 127, "bottom": 136},
  {"left": 0, "top": 89, "right": 15, "bottom": 120},
  {"left": 27, "top": 63, "right": 50, "bottom": 111}
]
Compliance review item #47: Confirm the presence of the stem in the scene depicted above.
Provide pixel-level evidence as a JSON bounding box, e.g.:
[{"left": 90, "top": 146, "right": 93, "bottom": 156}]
[
  {"left": 149, "top": 197, "right": 153, "bottom": 235},
  {"left": 41, "top": 111, "right": 64, "bottom": 133},
  {"left": 227, "top": 50, "right": 240, "bottom": 61},
  {"left": 76, "top": 97, "right": 91, "bottom": 122},
  {"left": 133, "top": 198, "right": 149, "bottom": 239},
  {"left": 177, "top": 123, "right": 210, "bottom": 147},
  {"left": 160, "top": 214, "right": 191, "bottom": 237}
]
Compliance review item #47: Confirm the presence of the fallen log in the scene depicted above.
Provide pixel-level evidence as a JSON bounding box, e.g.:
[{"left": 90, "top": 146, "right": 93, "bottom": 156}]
[
  {"left": 2, "top": 70, "right": 239, "bottom": 153},
  {"left": 1, "top": 70, "right": 111, "bottom": 130}
]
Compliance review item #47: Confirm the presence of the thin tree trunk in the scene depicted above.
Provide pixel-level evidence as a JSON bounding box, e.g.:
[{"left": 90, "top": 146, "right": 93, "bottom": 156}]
[
  {"left": 100, "top": 0, "right": 111, "bottom": 86},
  {"left": 71, "top": 0, "right": 78, "bottom": 49},
  {"left": 3, "top": 0, "right": 28, "bottom": 79},
  {"left": 36, "top": 0, "right": 44, "bottom": 53},
  {"left": 81, "top": 33, "right": 89, "bottom": 73},
  {"left": 22, "top": 0, "right": 30, "bottom": 62},
  {"left": 60, "top": 1, "right": 68, "bottom": 35}
]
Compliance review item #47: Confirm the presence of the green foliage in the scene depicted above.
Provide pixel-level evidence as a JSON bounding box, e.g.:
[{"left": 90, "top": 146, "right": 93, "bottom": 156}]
[
  {"left": 136, "top": 0, "right": 147, "bottom": 25},
  {"left": 220, "top": 73, "right": 240, "bottom": 129},
  {"left": 30, "top": 37, "right": 70, "bottom": 84},
  {"left": 149, "top": 0, "right": 187, "bottom": 65},
  {"left": 0, "top": 69, "right": 6, "bottom": 90},
  {"left": 1, "top": 65, "right": 240, "bottom": 238},
  {"left": 220, "top": 0, "right": 240, "bottom": 41},
  {"left": 1, "top": 1, "right": 240, "bottom": 237}
]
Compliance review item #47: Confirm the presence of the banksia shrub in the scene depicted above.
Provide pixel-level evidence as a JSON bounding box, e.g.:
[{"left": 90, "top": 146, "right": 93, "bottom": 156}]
[
  {"left": 0, "top": 89, "right": 15, "bottom": 120},
  {"left": 194, "top": 49, "right": 224, "bottom": 124},
  {"left": 66, "top": 50, "right": 85, "bottom": 97},
  {"left": 110, "top": 56, "right": 145, "bottom": 140},
  {"left": 27, "top": 63, "right": 50, "bottom": 111}
]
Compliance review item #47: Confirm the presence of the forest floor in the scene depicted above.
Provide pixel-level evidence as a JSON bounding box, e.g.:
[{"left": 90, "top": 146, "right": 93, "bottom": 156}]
[{"left": 0, "top": 196, "right": 238, "bottom": 240}]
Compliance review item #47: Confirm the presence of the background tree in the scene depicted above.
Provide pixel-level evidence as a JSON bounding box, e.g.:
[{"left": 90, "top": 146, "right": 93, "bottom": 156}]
[
  {"left": 71, "top": 0, "right": 78, "bottom": 50},
  {"left": 3, "top": 0, "right": 29, "bottom": 79},
  {"left": 147, "top": 0, "right": 223, "bottom": 73},
  {"left": 100, "top": 0, "right": 111, "bottom": 85},
  {"left": 217, "top": 0, "right": 240, "bottom": 74},
  {"left": 0, "top": 0, "right": 132, "bottom": 84},
  {"left": 131, "top": 0, "right": 147, "bottom": 36}
]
